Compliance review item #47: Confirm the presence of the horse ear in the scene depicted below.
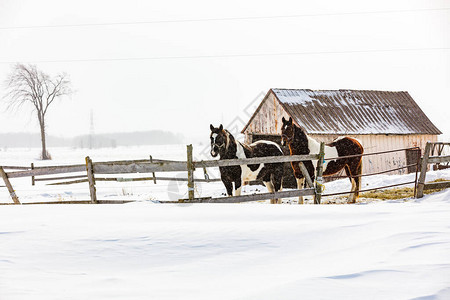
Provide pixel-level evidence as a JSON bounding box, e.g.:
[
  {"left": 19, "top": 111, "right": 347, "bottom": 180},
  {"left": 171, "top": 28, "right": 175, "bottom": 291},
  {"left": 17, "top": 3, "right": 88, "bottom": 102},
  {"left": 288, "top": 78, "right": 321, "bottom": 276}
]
[
  {"left": 219, "top": 124, "right": 223, "bottom": 131},
  {"left": 282, "top": 117, "right": 286, "bottom": 123},
  {"left": 210, "top": 124, "right": 214, "bottom": 131},
  {"left": 288, "top": 117, "right": 293, "bottom": 124}
]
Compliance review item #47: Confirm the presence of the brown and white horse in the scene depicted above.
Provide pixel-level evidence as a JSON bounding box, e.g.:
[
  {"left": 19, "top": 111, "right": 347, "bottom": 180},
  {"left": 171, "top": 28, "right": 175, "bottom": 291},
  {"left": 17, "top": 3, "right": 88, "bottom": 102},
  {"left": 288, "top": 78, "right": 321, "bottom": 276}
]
[
  {"left": 281, "top": 117, "right": 363, "bottom": 204},
  {"left": 210, "top": 124, "right": 284, "bottom": 204}
]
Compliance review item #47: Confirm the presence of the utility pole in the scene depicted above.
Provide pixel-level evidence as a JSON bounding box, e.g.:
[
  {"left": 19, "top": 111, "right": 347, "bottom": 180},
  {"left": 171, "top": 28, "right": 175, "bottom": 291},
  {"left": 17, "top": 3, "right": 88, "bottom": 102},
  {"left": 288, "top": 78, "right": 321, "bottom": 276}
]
[{"left": 89, "top": 109, "right": 94, "bottom": 149}]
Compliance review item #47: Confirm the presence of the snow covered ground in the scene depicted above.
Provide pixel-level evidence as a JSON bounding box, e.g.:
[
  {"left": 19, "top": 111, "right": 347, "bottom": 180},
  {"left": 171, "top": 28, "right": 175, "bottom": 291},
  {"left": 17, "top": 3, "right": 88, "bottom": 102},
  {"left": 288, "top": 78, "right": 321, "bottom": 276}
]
[{"left": 1, "top": 146, "right": 450, "bottom": 299}]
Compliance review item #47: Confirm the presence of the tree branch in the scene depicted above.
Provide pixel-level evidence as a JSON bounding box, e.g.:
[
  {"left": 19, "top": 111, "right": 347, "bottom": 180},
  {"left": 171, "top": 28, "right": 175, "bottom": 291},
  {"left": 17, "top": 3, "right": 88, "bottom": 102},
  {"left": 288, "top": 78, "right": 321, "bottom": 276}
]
[{"left": 2, "top": 63, "right": 73, "bottom": 126}]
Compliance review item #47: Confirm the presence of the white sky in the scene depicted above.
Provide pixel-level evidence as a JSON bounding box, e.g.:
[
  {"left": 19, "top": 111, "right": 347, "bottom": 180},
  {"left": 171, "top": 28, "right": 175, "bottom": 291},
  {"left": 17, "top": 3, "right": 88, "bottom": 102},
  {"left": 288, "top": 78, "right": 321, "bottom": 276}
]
[{"left": 0, "top": 0, "right": 449, "bottom": 142}]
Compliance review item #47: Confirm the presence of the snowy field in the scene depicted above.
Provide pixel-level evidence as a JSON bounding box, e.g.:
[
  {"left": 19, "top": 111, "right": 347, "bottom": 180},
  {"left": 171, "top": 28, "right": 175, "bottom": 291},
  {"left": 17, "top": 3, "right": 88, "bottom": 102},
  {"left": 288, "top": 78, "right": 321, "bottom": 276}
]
[{"left": 1, "top": 145, "right": 450, "bottom": 299}]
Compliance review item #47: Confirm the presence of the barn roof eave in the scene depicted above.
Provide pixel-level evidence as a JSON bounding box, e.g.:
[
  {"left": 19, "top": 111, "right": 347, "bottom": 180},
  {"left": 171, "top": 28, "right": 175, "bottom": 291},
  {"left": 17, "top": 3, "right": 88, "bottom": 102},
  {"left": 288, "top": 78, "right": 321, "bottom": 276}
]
[
  {"left": 241, "top": 89, "right": 272, "bottom": 133},
  {"left": 306, "top": 132, "right": 442, "bottom": 135},
  {"left": 241, "top": 89, "right": 301, "bottom": 133}
]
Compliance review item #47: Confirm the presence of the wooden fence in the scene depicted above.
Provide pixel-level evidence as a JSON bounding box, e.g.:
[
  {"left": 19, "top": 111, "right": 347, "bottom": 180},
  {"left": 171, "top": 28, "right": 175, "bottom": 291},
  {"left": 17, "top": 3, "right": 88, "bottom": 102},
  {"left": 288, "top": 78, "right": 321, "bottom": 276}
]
[
  {"left": 1, "top": 142, "right": 449, "bottom": 205},
  {"left": 0, "top": 144, "right": 322, "bottom": 205},
  {"left": 416, "top": 142, "right": 450, "bottom": 198}
]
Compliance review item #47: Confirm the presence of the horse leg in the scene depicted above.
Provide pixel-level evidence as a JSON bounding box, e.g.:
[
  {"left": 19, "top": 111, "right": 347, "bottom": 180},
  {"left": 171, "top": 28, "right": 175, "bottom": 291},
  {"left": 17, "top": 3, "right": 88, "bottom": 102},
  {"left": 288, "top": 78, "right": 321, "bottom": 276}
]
[
  {"left": 344, "top": 165, "right": 357, "bottom": 203},
  {"left": 261, "top": 173, "right": 276, "bottom": 204},
  {"left": 264, "top": 181, "right": 276, "bottom": 204},
  {"left": 296, "top": 177, "right": 305, "bottom": 204},
  {"left": 223, "top": 180, "right": 233, "bottom": 196},
  {"left": 234, "top": 180, "right": 242, "bottom": 197},
  {"left": 355, "top": 161, "right": 362, "bottom": 199},
  {"left": 348, "top": 160, "right": 363, "bottom": 202},
  {"left": 272, "top": 171, "right": 283, "bottom": 204},
  {"left": 293, "top": 163, "right": 305, "bottom": 204}
]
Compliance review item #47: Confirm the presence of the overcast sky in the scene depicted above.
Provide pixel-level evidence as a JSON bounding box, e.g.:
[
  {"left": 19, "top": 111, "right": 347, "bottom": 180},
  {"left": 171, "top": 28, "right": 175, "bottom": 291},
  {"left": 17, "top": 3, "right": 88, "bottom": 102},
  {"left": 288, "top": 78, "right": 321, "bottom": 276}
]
[{"left": 0, "top": 0, "right": 449, "bottom": 142}]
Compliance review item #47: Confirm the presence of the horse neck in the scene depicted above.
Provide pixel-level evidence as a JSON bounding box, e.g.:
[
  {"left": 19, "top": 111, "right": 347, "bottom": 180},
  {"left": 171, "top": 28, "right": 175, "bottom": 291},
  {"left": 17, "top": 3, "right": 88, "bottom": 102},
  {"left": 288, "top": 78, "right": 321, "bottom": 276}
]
[
  {"left": 219, "top": 131, "right": 237, "bottom": 159},
  {"left": 238, "top": 141, "right": 253, "bottom": 157},
  {"left": 289, "top": 126, "right": 311, "bottom": 155}
]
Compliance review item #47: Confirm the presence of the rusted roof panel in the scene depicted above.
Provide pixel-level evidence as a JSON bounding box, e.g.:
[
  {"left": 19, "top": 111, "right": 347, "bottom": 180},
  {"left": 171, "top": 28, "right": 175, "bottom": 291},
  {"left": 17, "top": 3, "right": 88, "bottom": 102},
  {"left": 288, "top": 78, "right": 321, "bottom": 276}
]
[{"left": 272, "top": 89, "right": 441, "bottom": 135}]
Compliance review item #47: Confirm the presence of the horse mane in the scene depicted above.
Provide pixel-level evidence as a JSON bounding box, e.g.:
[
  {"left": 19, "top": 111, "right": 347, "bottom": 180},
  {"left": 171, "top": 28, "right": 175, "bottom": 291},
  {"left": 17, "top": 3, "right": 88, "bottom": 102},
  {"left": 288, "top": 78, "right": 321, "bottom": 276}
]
[
  {"left": 222, "top": 129, "right": 238, "bottom": 157},
  {"left": 222, "top": 130, "right": 254, "bottom": 158},
  {"left": 223, "top": 129, "right": 233, "bottom": 150}
]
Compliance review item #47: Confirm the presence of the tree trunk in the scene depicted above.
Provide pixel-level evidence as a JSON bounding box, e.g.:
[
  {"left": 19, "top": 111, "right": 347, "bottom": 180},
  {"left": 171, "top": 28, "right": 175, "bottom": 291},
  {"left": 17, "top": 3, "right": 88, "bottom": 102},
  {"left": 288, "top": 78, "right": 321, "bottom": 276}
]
[{"left": 38, "top": 114, "right": 50, "bottom": 160}]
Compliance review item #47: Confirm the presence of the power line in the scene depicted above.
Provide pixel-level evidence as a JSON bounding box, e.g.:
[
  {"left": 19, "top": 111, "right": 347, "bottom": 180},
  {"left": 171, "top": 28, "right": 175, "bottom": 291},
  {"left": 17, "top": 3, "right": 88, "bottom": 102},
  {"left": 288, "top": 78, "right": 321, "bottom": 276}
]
[
  {"left": 0, "top": 7, "right": 449, "bottom": 30},
  {"left": 1, "top": 47, "right": 448, "bottom": 64}
]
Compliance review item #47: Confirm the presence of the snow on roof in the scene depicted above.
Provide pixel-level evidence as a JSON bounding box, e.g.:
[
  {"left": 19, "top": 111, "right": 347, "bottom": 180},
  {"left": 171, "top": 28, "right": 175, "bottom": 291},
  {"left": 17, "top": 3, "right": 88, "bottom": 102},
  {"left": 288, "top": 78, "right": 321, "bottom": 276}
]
[{"left": 270, "top": 88, "right": 442, "bottom": 135}]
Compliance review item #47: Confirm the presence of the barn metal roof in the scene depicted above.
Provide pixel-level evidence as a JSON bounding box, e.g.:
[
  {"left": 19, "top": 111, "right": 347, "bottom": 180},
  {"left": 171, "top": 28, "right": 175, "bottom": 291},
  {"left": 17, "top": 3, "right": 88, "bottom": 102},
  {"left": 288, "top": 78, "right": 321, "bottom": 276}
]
[{"left": 251, "top": 89, "right": 441, "bottom": 135}]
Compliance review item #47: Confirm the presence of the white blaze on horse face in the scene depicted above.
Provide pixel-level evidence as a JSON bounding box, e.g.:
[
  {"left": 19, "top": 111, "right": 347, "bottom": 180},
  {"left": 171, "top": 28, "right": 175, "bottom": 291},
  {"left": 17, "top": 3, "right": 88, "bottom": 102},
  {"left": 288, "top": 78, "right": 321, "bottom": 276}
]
[
  {"left": 210, "top": 133, "right": 218, "bottom": 156},
  {"left": 281, "top": 124, "right": 289, "bottom": 145}
]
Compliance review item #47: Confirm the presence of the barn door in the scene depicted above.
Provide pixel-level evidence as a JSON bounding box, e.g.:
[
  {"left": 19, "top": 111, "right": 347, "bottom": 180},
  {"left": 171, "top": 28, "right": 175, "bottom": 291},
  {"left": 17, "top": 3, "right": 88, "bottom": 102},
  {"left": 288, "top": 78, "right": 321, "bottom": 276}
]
[{"left": 405, "top": 148, "right": 421, "bottom": 173}]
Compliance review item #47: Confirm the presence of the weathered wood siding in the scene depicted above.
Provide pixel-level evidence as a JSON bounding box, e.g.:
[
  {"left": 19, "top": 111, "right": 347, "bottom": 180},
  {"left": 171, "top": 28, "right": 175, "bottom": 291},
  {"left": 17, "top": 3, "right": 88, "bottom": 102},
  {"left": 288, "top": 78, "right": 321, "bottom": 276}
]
[
  {"left": 243, "top": 92, "right": 290, "bottom": 142},
  {"left": 309, "top": 134, "right": 438, "bottom": 175},
  {"left": 242, "top": 95, "right": 438, "bottom": 175}
]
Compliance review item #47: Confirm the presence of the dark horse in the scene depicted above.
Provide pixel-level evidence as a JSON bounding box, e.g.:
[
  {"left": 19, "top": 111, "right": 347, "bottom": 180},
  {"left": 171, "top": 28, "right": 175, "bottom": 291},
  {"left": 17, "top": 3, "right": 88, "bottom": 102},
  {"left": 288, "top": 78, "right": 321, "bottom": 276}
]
[
  {"left": 281, "top": 117, "right": 364, "bottom": 204},
  {"left": 210, "top": 124, "right": 284, "bottom": 204}
]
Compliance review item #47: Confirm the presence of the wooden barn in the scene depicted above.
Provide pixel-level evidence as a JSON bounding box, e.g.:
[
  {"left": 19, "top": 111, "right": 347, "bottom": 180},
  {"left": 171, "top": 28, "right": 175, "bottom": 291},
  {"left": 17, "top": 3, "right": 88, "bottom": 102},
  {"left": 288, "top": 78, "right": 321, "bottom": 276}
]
[{"left": 242, "top": 88, "right": 442, "bottom": 180}]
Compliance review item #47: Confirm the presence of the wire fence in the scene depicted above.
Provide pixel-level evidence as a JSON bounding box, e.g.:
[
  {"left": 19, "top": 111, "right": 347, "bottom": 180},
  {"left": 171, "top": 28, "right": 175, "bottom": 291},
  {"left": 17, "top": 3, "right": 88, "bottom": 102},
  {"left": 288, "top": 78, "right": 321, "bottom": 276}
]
[{"left": 319, "top": 147, "right": 421, "bottom": 198}]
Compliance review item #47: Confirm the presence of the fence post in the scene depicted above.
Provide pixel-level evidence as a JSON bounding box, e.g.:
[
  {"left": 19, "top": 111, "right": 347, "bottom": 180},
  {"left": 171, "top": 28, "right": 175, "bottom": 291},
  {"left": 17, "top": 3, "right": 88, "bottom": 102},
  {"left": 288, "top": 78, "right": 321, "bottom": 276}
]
[
  {"left": 0, "top": 166, "right": 20, "bottom": 204},
  {"left": 314, "top": 142, "right": 325, "bottom": 204},
  {"left": 31, "top": 163, "right": 35, "bottom": 186},
  {"left": 85, "top": 156, "right": 98, "bottom": 203},
  {"left": 186, "top": 144, "right": 195, "bottom": 200},
  {"left": 150, "top": 155, "right": 157, "bottom": 184},
  {"left": 413, "top": 147, "right": 421, "bottom": 197},
  {"left": 299, "top": 162, "right": 314, "bottom": 188},
  {"left": 416, "top": 142, "right": 432, "bottom": 198}
]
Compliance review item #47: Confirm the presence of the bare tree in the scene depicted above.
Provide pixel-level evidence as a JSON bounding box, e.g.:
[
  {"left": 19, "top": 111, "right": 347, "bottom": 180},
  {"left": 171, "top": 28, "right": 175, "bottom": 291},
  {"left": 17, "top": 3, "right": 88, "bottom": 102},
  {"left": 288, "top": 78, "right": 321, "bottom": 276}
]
[{"left": 3, "top": 64, "right": 72, "bottom": 159}]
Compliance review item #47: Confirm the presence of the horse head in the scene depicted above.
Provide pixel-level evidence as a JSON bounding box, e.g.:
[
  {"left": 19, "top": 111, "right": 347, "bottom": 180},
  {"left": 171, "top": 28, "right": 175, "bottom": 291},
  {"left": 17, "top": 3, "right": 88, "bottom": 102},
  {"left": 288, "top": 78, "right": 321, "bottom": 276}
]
[
  {"left": 281, "top": 117, "right": 295, "bottom": 146},
  {"left": 210, "top": 124, "right": 229, "bottom": 157}
]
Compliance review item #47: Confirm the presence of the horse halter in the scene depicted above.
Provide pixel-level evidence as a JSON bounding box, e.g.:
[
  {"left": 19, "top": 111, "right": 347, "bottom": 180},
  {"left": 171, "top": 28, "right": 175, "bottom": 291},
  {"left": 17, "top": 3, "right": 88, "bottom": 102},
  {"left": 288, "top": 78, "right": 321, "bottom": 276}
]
[
  {"left": 281, "top": 125, "right": 295, "bottom": 144},
  {"left": 211, "top": 132, "right": 228, "bottom": 150},
  {"left": 213, "top": 141, "right": 226, "bottom": 149},
  {"left": 281, "top": 133, "right": 294, "bottom": 143}
]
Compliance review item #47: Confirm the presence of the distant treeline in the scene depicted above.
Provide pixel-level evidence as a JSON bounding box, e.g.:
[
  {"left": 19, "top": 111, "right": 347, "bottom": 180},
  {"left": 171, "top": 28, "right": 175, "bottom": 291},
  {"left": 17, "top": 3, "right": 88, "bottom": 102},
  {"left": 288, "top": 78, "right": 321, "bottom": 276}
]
[{"left": 0, "top": 131, "right": 184, "bottom": 148}]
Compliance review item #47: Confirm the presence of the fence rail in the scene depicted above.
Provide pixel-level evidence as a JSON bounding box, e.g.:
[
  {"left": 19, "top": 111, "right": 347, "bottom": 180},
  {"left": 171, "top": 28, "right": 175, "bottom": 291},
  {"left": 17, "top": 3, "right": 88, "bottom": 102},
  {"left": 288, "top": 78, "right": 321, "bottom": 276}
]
[
  {"left": 1, "top": 154, "right": 323, "bottom": 180},
  {"left": 2, "top": 166, "right": 31, "bottom": 170},
  {"left": 7, "top": 165, "right": 86, "bottom": 178},
  {"left": 35, "top": 175, "right": 87, "bottom": 182},
  {"left": 194, "top": 154, "right": 319, "bottom": 168},
  {"left": 167, "top": 188, "right": 316, "bottom": 203},
  {"left": 428, "top": 155, "right": 450, "bottom": 164}
]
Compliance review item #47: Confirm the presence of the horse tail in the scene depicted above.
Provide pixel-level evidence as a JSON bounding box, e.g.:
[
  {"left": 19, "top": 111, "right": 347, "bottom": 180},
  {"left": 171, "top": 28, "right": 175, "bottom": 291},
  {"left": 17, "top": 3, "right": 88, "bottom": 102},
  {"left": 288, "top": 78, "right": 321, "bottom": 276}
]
[{"left": 355, "top": 159, "right": 363, "bottom": 198}]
